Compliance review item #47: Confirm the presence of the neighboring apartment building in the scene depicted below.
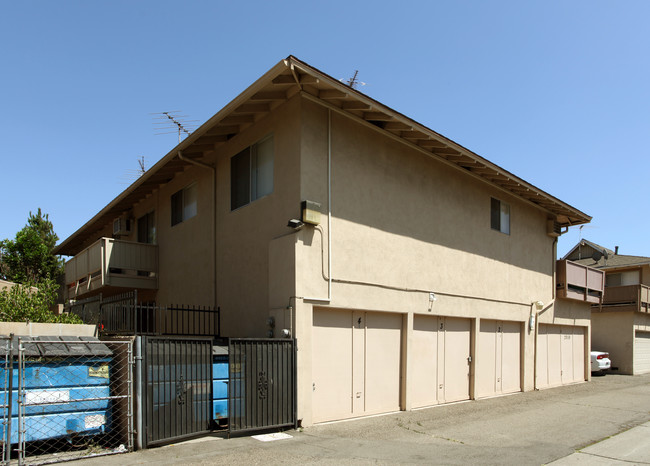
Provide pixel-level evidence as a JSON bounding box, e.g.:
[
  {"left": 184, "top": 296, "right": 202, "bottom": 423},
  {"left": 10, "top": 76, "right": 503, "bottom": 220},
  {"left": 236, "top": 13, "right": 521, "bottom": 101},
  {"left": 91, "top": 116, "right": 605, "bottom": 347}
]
[
  {"left": 564, "top": 240, "right": 650, "bottom": 375},
  {"left": 54, "top": 56, "right": 598, "bottom": 426}
]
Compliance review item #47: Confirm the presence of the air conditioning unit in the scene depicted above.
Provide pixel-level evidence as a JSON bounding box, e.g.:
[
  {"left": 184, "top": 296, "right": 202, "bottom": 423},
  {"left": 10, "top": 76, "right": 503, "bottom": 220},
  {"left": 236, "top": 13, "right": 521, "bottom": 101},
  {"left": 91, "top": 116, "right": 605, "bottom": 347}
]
[
  {"left": 546, "top": 219, "right": 561, "bottom": 237},
  {"left": 113, "top": 216, "right": 132, "bottom": 236}
]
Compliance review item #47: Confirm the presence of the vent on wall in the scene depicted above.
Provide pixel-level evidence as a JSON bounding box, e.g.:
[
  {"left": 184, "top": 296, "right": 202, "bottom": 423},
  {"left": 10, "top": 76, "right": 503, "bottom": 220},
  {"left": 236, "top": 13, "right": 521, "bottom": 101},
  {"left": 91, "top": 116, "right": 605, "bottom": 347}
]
[
  {"left": 113, "top": 216, "right": 132, "bottom": 236},
  {"left": 546, "top": 220, "right": 561, "bottom": 237}
]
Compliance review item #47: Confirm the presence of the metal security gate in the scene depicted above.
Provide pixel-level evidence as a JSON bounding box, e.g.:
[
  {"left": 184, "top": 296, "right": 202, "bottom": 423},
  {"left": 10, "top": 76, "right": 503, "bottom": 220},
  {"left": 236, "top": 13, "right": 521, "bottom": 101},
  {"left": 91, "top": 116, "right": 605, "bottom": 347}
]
[
  {"left": 228, "top": 338, "right": 296, "bottom": 435},
  {"left": 140, "top": 336, "right": 212, "bottom": 448}
]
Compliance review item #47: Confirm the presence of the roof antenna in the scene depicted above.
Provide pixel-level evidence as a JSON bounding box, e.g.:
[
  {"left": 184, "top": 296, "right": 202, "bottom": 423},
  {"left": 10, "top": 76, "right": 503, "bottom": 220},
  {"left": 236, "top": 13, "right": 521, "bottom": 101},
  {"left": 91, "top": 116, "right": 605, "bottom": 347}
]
[
  {"left": 120, "top": 156, "right": 147, "bottom": 185},
  {"left": 152, "top": 111, "right": 198, "bottom": 143},
  {"left": 137, "top": 155, "right": 146, "bottom": 175},
  {"left": 340, "top": 70, "right": 366, "bottom": 89}
]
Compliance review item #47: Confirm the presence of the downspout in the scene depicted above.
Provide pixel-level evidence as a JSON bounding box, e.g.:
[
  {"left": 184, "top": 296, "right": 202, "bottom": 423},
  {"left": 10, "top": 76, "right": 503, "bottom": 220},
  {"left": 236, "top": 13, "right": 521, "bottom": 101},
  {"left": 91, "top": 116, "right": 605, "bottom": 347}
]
[
  {"left": 534, "top": 237, "right": 559, "bottom": 390},
  {"left": 301, "top": 109, "right": 332, "bottom": 303},
  {"left": 178, "top": 151, "right": 218, "bottom": 307}
]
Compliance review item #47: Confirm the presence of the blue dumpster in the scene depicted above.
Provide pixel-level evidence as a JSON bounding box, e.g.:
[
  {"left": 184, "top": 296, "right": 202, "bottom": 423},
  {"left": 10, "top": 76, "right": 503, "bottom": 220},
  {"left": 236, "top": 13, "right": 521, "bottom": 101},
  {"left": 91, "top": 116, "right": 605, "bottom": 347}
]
[
  {"left": 212, "top": 345, "right": 228, "bottom": 425},
  {"left": 0, "top": 336, "right": 113, "bottom": 444}
]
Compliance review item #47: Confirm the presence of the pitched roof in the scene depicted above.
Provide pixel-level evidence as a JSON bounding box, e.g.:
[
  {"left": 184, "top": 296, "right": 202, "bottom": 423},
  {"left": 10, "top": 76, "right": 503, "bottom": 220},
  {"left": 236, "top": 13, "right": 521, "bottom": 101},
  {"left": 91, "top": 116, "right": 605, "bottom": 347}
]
[
  {"left": 54, "top": 56, "right": 591, "bottom": 256},
  {"left": 571, "top": 254, "right": 650, "bottom": 270},
  {"left": 562, "top": 239, "right": 614, "bottom": 261},
  {"left": 565, "top": 239, "right": 650, "bottom": 269}
]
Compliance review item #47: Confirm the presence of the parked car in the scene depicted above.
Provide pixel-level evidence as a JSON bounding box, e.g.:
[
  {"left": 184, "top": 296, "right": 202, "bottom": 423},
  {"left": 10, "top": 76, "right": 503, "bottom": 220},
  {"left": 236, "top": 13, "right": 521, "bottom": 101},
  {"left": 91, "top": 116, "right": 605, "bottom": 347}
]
[{"left": 591, "top": 351, "right": 611, "bottom": 375}]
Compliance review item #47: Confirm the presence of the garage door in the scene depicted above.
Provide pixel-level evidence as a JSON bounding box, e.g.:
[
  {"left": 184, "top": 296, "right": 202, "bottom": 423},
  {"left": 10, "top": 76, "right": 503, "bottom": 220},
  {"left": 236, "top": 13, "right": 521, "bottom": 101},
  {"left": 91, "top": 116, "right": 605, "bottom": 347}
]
[
  {"left": 634, "top": 331, "right": 650, "bottom": 374},
  {"left": 537, "top": 324, "right": 585, "bottom": 389},
  {"left": 476, "top": 320, "right": 521, "bottom": 398},
  {"left": 312, "top": 309, "right": 402, "bottom": 423},
  {"left": 411, "top": 316, "right": 471, "bottom": 408}
]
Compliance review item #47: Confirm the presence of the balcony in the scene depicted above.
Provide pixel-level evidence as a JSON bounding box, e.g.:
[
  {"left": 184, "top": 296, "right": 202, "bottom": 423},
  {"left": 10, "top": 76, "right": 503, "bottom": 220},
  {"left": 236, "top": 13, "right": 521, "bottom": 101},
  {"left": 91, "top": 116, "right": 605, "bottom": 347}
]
[
  {"left": 602, "top": 284, "right": 650, "bottom": 312},
  {"left": 556, "top": 260, "right": 605, "bottom": 304},
  {"left": 65, "top": 238, "right": 158, "bottom": 300}
]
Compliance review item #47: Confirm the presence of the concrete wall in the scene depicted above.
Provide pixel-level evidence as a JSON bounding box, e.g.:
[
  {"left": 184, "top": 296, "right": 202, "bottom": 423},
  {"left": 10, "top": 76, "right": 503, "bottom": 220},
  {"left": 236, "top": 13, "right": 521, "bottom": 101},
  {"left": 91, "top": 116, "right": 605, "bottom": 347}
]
[{"left": 0, "top": 322, "right": 97, "bottom": 336}]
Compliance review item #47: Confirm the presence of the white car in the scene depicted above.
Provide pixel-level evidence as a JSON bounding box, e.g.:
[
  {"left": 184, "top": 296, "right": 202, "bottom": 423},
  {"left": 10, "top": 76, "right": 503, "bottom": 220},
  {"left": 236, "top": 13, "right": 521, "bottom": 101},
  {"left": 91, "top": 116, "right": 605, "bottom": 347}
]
[{"left": 591, "top": 351, "right": 611, "bottom": 374}]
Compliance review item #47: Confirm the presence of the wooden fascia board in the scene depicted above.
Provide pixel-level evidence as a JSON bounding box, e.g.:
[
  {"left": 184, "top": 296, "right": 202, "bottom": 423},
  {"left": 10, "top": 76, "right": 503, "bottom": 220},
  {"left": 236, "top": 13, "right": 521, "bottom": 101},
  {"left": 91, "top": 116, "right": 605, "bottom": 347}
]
[
  {"left": 299, "top": 90, "right": 589, "bottom": 226},
  {"left": 56, "top": 59, "right": 292, "bottom": 255},
  {"left": 288, "top": 57, "right": 589, "bottom": 225}
]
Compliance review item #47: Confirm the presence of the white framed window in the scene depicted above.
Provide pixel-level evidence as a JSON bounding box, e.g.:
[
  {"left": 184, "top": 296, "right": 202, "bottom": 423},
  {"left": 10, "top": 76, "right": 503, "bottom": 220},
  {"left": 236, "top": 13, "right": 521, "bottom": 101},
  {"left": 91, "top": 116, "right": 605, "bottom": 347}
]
[
  {"left": 231, "top": 135, "right": 274, "bottom": 210},
  {"left": 491, "top": 198, "right": 510, "bottom": 234},
  {"left": 171, "top": 183, "right": 197, "bottom": 226}
]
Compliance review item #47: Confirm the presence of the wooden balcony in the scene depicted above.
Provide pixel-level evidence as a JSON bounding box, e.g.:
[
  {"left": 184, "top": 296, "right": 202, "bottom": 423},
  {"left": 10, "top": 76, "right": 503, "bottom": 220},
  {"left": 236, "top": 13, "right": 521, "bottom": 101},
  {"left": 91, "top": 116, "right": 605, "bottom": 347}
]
[
  {"left": 602, "top": 284, "right": 650, "bottom": 312},
  {"left": 65, "top": 238, "right": 158, "bottom": 300},
  {"left": 556, "top": 260, "right": 605, "bottom": 304}
]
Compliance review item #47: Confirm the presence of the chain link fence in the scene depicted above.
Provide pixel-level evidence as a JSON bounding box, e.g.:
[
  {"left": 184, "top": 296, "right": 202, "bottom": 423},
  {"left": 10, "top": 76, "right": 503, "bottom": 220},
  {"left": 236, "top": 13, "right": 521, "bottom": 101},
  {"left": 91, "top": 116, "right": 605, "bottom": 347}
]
[{"left": 0, "top": 336, "right": 133, "bottom": 465}]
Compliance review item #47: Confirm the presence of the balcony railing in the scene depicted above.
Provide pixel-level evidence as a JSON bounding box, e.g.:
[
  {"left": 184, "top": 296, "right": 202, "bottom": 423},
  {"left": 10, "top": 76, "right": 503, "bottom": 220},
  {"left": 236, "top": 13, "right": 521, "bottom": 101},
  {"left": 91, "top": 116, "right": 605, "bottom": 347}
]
[
  {"left": 556, "top": 260, "right": 605, "bottom": 304},
  {"left": 602, "top": 284, "right": 650, "bottom": 312},
  {"left": 65, "top": 238, "right": 158, "bottom": 300}
]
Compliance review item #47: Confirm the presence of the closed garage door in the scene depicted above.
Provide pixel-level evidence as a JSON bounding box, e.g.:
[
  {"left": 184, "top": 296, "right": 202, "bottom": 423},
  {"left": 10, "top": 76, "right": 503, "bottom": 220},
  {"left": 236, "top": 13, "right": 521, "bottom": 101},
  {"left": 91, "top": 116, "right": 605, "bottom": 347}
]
[
  {"left": 476, "top": 320, "right": 521, "bottom": 398},
  {"left": 411, "top": 316, "right": 471, "bottom": 408},
  {"left": 634, "top": 331, "right": 650, "bottom": 374},
  {"left": 312, "top": 309, "right": 402, "bottom": 423},
  {"left": 537, "top": 324, "right": 585, "bottom": 389}
]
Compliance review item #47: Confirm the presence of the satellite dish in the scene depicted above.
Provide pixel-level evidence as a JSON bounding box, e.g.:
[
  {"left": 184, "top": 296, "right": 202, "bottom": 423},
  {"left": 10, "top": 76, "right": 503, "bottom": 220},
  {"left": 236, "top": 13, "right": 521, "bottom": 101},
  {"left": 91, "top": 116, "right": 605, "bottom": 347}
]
[
  {"left": 592, "top": 251, "right": 603, "bottom": 262},
  {"left": 603, "top": 250, "right": 609, "bottom": 260}
]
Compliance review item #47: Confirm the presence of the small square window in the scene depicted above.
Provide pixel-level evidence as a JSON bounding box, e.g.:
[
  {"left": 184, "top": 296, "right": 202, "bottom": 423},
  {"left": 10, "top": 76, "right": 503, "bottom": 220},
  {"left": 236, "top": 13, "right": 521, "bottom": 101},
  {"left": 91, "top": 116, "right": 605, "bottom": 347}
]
[
  {"left": 491, "top": 198, "right": 510, "bottom": 234},
  {"left": 171, "top": 183, "right": 197, "bottom": 226},
  {"left": 231, "top": 135, "right": 274, "bottom": 210}
]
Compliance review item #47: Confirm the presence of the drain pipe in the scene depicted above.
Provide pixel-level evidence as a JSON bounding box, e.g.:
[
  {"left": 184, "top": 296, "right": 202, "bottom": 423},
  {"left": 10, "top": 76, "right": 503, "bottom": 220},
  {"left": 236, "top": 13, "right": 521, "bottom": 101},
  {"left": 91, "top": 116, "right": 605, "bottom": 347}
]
[
  {"left": 302, "top": 109, "right": 332, "bottom": 303},
  {"left": 177, "top": 151, "right": 218, "bottom": 307}
]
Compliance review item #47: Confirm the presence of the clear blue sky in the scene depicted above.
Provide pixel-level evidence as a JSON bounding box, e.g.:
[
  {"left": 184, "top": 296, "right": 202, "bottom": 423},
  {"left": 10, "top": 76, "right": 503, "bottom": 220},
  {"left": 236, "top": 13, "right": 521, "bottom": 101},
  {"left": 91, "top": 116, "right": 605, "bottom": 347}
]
[{"left": 1, "top": 1, "right": 648, "bottom": 258}]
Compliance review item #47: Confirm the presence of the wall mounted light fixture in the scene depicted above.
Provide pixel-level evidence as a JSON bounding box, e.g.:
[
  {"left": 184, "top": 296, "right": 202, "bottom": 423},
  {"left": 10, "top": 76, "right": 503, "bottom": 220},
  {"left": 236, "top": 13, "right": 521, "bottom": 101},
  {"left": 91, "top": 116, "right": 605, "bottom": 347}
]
[{"left": 287, "top": 219, "right": 304, "bottom": 229}]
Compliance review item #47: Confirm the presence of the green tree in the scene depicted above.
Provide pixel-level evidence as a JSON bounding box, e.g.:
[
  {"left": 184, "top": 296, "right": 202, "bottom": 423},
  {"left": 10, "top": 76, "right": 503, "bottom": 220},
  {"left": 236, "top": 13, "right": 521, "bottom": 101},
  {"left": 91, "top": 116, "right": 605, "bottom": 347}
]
[
  {"left": 0, "top": 279, "right": 80, "bottom": 324},
  {"left": 0, "top": 209, "right": 77, "bottom": 324},
  {"left": 0, "top": 209, "right": 64, "bottom": 283}
]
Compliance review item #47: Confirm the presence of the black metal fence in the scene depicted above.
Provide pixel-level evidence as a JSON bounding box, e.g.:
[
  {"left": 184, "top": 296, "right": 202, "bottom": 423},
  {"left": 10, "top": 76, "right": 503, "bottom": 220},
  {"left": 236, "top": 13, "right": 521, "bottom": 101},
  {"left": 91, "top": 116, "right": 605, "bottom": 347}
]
[
  {"left": 228, "top": 338, "right": 297, "bottom": 435},
  {"left": 66, "top": 292, "right": 220, "bottom": 337},
  {"left": 140, "top": 336, "right": 213, "bottom": 448},
  {"left": 65, "top": 294, "right": 103, "bottom": 326}
]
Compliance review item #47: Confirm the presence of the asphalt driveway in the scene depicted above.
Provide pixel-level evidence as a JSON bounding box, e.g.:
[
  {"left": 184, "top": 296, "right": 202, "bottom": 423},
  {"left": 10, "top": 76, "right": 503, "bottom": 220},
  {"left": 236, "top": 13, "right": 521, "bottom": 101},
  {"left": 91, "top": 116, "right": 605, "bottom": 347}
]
[{"left": 71, "top": 373, "right": 650, "bottom": 465}]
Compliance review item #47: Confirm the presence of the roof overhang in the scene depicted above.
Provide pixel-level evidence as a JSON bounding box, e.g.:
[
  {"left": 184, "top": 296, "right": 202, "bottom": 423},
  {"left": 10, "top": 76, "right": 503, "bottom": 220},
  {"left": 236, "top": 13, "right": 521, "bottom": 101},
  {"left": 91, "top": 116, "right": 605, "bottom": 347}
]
[{"left": 55, "top": 55, "right": 591, "bottom": 256}]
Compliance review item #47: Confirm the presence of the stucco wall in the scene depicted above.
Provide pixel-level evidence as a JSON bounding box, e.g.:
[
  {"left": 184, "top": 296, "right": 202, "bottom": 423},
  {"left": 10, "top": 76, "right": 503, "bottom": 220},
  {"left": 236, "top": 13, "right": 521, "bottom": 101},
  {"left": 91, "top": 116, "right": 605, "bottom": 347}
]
[
  {"left": 211, "top": 95, "right": 302, "bottom": 338},
  {"left": 296, "top": 101, "right": 556, "bottom": 310},
  {"left": 289, "top": 99, "right": 591, "bottom": 425}
]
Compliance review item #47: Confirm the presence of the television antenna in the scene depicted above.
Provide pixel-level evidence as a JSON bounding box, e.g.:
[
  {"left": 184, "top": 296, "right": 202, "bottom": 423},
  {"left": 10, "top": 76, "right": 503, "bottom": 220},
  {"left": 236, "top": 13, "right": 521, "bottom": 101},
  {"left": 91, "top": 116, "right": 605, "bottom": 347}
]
[
  {"left": 120, "top": 156, "right": 147, "bottom": 185},
  {"left": 340, "top": 70, "right": 366, "bottom": 89},
  {"left": 152, "top": 111, "right": 199, "bottom": 143}
]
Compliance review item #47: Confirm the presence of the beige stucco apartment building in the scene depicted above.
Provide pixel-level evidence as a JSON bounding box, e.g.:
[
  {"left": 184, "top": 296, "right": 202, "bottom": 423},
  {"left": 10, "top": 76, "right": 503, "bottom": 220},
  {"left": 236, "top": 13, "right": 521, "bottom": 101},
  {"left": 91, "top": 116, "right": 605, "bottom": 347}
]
[
  {"left": 565, "top": 240, "right": 650, "bottom": 375},
  {"left": 55, "top": 56, "right": 597, "bottom": 426}
]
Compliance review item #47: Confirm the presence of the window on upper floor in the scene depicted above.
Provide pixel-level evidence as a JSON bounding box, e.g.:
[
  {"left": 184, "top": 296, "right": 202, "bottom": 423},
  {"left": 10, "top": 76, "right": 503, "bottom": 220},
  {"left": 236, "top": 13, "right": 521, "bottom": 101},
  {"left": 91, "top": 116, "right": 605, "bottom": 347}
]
[
  {"left": 171, "top": 183, "right": 197, "bottom": 226},
  {"left": 606, "top": 270, "right": 640, "bottom": 287},
  {"left": 231, "top": 135, "right": 274, "bottom": 211},
  {"left": 491, "top": 198, "right": 510, "bottom": 235},
  {"left": 137, "top": 211, "right": 156, "bottom": 244}
]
